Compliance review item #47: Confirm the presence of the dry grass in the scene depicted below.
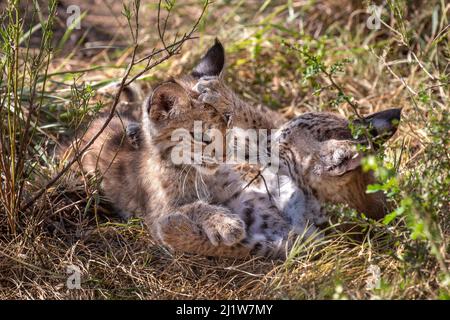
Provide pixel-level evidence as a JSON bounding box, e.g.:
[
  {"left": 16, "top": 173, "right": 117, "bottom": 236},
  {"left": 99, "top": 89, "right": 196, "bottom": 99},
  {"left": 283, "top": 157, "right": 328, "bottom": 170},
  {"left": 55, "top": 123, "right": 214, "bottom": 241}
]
[{"left": 0, "top": 0, "right": 448, "bottom": 299}]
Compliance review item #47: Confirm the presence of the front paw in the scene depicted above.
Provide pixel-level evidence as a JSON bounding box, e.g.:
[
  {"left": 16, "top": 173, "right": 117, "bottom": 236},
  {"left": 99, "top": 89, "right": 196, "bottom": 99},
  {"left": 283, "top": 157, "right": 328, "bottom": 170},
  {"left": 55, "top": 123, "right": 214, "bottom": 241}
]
[
  {"left": 192, "top": 76, "right": 220, "bottom": 95},
  {"left": 202, "top": 212, "right": 246, "bottom": 246},
  {"left": 193, "top": 78, "right": 233, "bottom": 114}
]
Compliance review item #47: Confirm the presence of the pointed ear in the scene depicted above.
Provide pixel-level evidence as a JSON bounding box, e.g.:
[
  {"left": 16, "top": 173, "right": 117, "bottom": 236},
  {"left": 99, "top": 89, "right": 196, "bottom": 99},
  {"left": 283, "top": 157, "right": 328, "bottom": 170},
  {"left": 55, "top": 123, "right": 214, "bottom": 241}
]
[
  {"left": 191, "top": 39, "right": 225, "bottom": 78},
  {"left": 356, "top": 108, "right": 402, "bottom": 144},
  {"left": 147, "top": 82, "right": 190, "bottom": 122}
]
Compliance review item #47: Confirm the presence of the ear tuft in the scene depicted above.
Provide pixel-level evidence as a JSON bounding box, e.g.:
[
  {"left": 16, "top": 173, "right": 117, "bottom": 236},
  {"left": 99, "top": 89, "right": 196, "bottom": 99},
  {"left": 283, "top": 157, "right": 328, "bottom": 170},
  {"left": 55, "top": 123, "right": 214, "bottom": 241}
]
[
  {"left": 148, "top": 82, "right": 190, "bottom": 122},
  {"left": 191, "top": 39, "right": 225, "bottom": 78}
]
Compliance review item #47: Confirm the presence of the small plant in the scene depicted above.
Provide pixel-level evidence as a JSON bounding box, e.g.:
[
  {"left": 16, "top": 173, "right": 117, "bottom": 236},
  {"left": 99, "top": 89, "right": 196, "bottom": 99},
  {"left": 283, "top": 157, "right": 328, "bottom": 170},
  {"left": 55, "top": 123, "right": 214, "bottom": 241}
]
[{"left": 0, "top": 0, "right": 58, "bottom": 233}]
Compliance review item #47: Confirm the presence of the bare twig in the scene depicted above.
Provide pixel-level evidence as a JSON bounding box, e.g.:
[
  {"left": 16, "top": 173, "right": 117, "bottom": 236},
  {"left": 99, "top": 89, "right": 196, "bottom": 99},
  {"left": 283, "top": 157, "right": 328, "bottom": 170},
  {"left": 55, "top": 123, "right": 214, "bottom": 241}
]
[{"left": 125, "top": 0, "right": 209, "bottom": 86}]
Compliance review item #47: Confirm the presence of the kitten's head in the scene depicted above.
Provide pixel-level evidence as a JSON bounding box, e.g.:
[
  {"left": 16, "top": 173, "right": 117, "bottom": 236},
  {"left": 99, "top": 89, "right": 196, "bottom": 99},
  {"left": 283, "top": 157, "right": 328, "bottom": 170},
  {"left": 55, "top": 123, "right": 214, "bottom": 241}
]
[
  {"left": 276, "top": 109, "right": 401, "bottom": 219},
  {"left": 142, "top": 40, "right": 227, "bottom": 174}
]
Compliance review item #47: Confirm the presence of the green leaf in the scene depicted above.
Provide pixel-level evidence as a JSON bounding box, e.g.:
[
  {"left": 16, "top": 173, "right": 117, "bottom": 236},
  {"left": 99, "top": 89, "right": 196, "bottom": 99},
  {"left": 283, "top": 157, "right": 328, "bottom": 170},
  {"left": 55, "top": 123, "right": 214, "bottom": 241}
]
[
  {"left": 383, "top": 212, "right": 398, "bottom": 225},
  {"left": 366, "top": 183, "right": 383, "bottom": 193}
]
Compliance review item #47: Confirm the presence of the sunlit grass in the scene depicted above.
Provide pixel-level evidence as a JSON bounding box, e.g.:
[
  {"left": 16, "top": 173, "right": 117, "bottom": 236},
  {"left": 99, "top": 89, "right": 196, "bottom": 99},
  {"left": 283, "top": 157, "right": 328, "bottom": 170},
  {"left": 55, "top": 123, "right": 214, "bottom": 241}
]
[{"left": 0, "top": 0, "right": 448, "bottom": 299}]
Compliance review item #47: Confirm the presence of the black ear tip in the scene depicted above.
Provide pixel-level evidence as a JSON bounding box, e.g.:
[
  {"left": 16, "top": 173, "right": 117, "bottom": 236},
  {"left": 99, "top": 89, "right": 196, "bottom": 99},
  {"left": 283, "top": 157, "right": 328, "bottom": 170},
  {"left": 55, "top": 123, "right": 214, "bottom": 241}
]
[
  {"left": 213, "top": 38, "right": 225, "bottom": 53},
  {"left": 366, "top": 107, "right": 402, "bottom": 122},
  {"left": 357, "top": 107, "right": 403, "bottom": 143},
  {"left": 392, "top": 107, "right": 402, "bottom": 119},
  {"left": 191, "top": 39, "right": 225, "bottom": 78},
  {"left": 208, "top": 38, "right": 225, "bottom": 59},
  {"left": 388, "top": 108, "right": 402, "bottom": 124}
]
